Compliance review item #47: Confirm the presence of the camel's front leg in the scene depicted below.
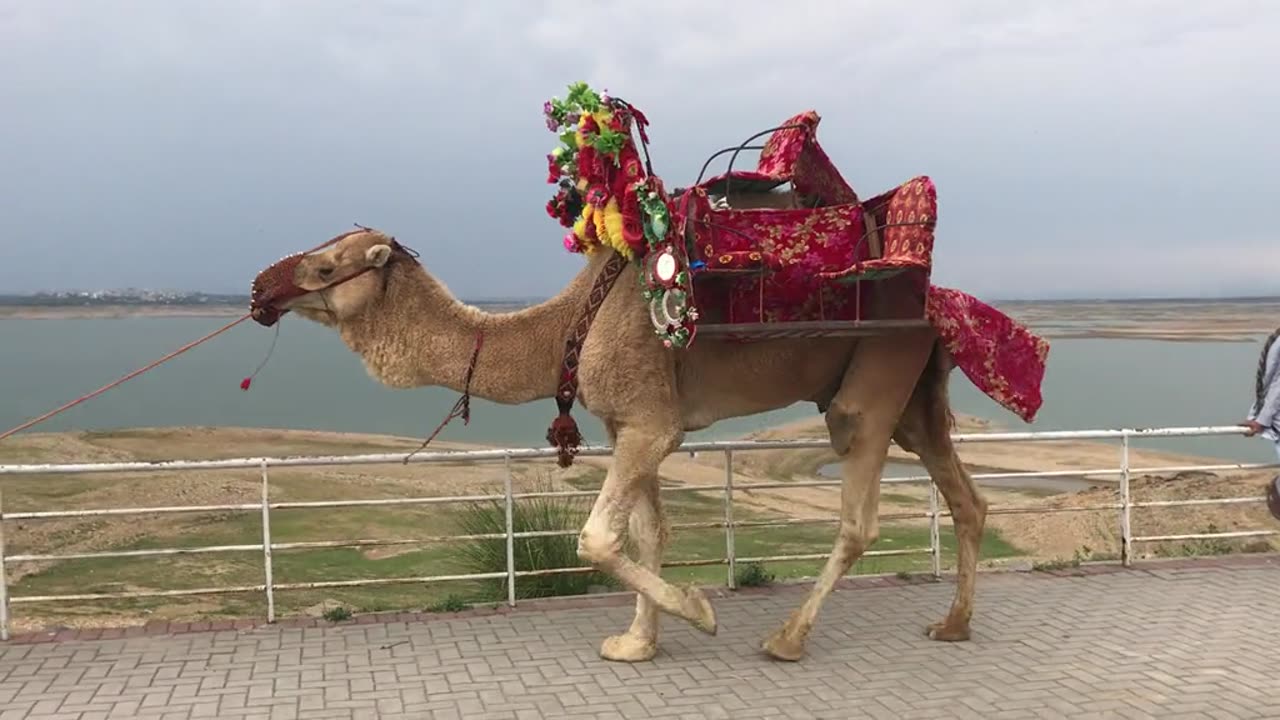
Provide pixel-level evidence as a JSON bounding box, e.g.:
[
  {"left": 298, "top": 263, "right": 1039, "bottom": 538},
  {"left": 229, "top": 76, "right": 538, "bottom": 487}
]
[
  {"left": 600, "top": 481, "right": 667, "bottom": 662},
  {"left": 577, "top": 429, "right": 716, "bottom": 661},
  {"left": 762, "top": 330, "right": 935, "bottom": 662}
]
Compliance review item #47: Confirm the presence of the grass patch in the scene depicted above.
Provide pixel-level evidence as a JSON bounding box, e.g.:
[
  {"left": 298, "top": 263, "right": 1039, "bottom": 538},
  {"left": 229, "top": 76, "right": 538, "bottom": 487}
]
[
  {"left": 1148, "top": 524, "right": 1274, "bottom": 559},
  {"left": 661, "top": 521, "right": 1023, "bottom": 586},
  {"left": 881, "top": 492, "right": 923, "bottom": 505}
]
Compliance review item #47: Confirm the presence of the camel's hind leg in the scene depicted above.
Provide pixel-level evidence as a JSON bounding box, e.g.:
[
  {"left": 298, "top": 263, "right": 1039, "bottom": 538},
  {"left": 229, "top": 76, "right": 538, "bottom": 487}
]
[
  {"left": 894, "top": 345, "right": 988, "bottom": 641},
  {"left": 761, "top": 329, "right": 935, "bottom": 661}
]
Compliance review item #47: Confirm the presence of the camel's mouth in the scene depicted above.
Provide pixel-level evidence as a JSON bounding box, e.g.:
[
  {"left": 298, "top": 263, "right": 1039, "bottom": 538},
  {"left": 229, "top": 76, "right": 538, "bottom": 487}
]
[{"left": 249, "top": 252, "right": 308, "bottom": 327}]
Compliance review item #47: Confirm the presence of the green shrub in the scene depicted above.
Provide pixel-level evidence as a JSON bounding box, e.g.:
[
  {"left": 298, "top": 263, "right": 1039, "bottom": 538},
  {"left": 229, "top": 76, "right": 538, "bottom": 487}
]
[
  {"left": 427, "top": 594, "right": 470, "bottom": 613},
  {"left": 735, "top": 562, "right": 775, "bottom": 588},
  {"left": 321, "top": 605, "right": 352, "bottom": 623},
  {"left": 453, "top": 481, "right": 617, "bottom": 601}
]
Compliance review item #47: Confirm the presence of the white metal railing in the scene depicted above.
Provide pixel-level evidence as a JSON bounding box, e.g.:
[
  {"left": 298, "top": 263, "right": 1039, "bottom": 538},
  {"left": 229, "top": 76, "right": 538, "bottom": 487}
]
[{"left": 0, "top": 425, "right": 1275, "bottom": 640}]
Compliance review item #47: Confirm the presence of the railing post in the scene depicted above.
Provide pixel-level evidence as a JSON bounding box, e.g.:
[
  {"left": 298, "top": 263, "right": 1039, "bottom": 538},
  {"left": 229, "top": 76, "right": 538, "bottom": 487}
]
[
  {"left": 724, "top": 450, "right": 737, "bottom": 589},
  {"left": 1120, "top": 434, "right": 1132, "bottom": 568},
  {"left": 260, "top": 461, "right": 275, "bottom": 623},
  {"left": 928, "top": 480, "right": 942, "bottom": 579},
  {"left": 0, "top": 488, "right": 9, "bottom": 641},
  {"left": 504, "top": 455, "right": 517, "bottom": 607}
]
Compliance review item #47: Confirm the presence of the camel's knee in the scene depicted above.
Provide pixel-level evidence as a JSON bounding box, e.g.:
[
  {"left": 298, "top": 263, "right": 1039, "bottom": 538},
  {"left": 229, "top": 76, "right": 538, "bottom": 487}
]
[
  {"left": 837, "top": 517, "right": 879, "bottom": 556},
  {"left": 577, "top": 527, "right": 623, "bottom": 567},
  {"left": 950, "top": 492, "right": 988, "bottom": 527},
  {"left": 825, "top": 404, "right": 862, "bottom": 456}
]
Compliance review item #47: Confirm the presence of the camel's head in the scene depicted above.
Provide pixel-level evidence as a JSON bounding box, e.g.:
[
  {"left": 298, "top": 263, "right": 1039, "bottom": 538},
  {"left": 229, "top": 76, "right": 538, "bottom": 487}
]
[{"left": 249, "top": 227, "right": 418, "bottom": 327}]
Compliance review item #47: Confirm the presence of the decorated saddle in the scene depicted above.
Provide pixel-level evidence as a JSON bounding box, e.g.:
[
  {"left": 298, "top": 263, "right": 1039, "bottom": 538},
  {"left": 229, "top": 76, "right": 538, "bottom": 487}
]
[{"left": 541, "top": 83, "right": 1049, "bottom": 425}]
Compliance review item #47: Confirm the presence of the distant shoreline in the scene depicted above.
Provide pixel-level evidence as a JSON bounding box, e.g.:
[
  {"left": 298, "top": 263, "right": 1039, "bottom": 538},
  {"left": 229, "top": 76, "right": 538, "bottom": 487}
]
[
  {"left": 0, "top": 301, "right": 534, "bottom": 320},
  {"left": 4, "top": 299, "right": 1276, "bottom": 343}
]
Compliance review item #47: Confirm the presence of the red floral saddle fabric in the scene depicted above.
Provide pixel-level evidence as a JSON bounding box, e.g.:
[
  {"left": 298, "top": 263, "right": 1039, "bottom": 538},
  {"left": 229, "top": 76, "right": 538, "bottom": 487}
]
[{"left": 680, "top": 174, "right": 936, "bottom": 324}]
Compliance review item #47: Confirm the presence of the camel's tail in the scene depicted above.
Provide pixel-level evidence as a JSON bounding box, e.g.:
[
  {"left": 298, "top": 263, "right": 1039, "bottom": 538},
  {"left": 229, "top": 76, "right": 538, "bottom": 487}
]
[{"left": 921, "top": 339, "right": 957, "bottom": 432}]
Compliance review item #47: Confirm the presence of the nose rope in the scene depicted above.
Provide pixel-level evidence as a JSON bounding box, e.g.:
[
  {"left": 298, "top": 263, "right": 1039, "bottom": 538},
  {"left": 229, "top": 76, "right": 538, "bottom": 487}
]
[
  {"left": 0, "top": 313, "right": 255, "bottom": 442},
  {"left": 239, "top": 321, "right": 282, "bottom": 391}
]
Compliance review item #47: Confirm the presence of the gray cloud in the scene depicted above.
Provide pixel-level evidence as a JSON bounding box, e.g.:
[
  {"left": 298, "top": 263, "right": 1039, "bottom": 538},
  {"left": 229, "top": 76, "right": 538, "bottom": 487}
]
[{"left": 1, "top": 0, "right": 1276, "bottom": 300}]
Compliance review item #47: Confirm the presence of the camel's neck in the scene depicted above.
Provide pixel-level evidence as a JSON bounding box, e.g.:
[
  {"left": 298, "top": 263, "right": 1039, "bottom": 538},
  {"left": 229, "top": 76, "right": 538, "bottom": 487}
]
[{"left": 337, "top": 253, "right": 607, "bottom": 404}]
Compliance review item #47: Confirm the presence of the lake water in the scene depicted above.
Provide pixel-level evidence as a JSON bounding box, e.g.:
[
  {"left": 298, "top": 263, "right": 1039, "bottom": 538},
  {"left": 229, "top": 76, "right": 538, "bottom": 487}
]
[{"left": 1, "top": 317, "right": 1274, "bottom": 464}]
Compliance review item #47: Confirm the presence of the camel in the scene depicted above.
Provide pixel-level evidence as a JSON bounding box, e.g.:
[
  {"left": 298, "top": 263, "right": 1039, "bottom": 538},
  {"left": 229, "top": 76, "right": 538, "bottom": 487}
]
[{"left": 247, "top": 226, "right": 988, "bottom": 663}]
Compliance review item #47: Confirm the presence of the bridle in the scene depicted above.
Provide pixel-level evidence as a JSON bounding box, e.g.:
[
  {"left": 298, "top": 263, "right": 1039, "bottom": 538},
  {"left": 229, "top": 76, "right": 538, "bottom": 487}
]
[{"left": 249, "top": 225, "right": 420, "bottom": 323}]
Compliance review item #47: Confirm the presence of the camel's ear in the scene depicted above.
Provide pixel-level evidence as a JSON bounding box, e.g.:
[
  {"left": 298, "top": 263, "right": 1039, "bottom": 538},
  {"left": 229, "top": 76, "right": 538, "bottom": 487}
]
[{"left": 365, "top": 244, "right": 393, "bottom": 268}]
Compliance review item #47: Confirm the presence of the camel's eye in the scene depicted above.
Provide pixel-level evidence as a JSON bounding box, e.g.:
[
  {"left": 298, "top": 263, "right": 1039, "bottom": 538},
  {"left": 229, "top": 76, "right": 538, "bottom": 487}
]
[{"left": 317, "top": 266, "right": 334, "bottom": 282}]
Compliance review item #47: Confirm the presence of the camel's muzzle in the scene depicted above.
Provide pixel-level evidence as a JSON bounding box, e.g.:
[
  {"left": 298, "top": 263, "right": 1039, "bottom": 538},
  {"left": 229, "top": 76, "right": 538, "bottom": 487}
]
[{"left": 249, "top": 252, "right": 308, "bottom": 327}]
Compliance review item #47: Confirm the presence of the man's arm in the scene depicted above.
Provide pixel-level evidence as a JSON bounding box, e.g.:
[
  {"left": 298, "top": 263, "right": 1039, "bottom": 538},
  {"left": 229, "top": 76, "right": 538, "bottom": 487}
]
[{"left": 1253, "top": 340, "right": 1280, "bottom": 428}]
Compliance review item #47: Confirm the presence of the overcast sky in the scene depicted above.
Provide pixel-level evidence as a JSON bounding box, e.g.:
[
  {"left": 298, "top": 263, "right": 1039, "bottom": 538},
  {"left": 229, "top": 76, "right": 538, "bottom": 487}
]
[{"left": 2, "top": 1, "right": 1277, "bottom": 300}]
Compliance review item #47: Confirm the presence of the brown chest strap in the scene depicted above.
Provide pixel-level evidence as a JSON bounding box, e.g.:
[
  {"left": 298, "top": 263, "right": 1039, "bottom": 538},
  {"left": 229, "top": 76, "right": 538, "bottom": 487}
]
[{"left": 547, "top": 251, "right": 630, "bottom": 467}]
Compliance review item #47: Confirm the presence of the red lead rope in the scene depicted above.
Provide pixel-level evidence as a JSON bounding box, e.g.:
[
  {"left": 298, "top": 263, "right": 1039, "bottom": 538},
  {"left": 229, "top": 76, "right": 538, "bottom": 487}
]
[{"left": 0, "top": 313, "right": 255, "bottom": 443}]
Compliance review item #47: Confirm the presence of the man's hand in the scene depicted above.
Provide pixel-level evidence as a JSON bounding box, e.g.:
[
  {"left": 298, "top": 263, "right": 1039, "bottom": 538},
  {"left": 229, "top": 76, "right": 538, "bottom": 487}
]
[{"left": 1242, "top": 420, "right": 1265, "bottom": 437}]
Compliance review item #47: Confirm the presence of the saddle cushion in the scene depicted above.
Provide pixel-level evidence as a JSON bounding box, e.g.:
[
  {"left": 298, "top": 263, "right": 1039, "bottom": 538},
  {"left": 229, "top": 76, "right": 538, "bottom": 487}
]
[
  {"left": 756, "top": 111, "right": 859, "bottom": 206},
  {"left": 820, "top": 176, "right": 936, "bottom": 281},
  {"left": 685, "top": 189, "right": 873, "bottom": 323},
  {"left": 683, "top": 176, "right": 936, "bottom": 324},
  {"left": 696, "top": 111, "right": 858, "bottom": 207}
]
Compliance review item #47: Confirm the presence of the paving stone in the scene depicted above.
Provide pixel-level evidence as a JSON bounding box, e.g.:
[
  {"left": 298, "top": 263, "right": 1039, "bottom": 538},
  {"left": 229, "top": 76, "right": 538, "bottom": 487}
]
[{"left": 0, "top": 557, "right": 1276, "bottom": 718}]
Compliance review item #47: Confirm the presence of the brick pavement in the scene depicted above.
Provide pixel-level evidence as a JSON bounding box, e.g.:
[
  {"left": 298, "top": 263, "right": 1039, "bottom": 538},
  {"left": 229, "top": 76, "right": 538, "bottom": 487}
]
[{"left": 1, "top": 556, "right": 1277, "bottom": 719}]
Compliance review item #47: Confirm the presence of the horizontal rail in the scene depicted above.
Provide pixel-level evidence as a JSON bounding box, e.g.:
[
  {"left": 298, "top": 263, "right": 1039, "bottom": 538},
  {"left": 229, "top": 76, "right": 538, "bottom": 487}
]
[
  {"left": 0, "top": 425, "right": 1252, "bottom": 476},
  {"left": 10, "top": 584, "right": 268, "bottom": 604},
  {"left": 7, "top": 544, "right": 262, "bottom": 563},
  {"left": 10, "top": 464, "right": 1274, "bottom": 523},
  {"left": 1132, "top": 530, "right": 1278, "bottom": 543}
]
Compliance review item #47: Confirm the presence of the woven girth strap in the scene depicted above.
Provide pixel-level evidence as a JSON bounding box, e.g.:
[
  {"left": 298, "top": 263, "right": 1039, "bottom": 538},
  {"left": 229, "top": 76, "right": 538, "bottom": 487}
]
[{"left": 547, "top": 251, "right": 629, "bottom": 467}]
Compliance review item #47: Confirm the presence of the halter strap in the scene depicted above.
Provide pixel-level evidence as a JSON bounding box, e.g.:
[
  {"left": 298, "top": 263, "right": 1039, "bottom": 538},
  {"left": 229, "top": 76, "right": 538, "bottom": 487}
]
[
  {"left": 547, "top": 251, "right": 629, "bottom": 467},
  {"left": 404, "top": 331, "right": 485, "bottom": 463}
]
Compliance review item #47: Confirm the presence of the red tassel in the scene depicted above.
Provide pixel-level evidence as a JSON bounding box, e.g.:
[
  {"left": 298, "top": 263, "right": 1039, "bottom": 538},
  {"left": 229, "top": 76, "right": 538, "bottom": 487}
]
[
  {"left": 546, "top": 413, "right": 583, "bottom": 468},
  {"left": 240, "top": 377, "right": 252, "bottom": 391}
]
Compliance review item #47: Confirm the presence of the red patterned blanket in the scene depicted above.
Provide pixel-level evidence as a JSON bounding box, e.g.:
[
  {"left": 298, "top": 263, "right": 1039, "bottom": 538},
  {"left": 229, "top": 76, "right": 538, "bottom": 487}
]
[{"left": 926, "top": 287, "right": 1049, "bottom": 423}]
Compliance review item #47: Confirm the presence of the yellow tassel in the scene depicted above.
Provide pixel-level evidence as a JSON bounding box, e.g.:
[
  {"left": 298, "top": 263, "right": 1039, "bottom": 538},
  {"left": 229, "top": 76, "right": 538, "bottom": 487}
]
[
  {"left": 603, "top": 198, "right": 627, "bottom": 255},
  {"left": 573, "top": 205, "right": 593, "bottom": 246},
  {"left": 592, "top": 203, "right": 610, "bottom": 247}
]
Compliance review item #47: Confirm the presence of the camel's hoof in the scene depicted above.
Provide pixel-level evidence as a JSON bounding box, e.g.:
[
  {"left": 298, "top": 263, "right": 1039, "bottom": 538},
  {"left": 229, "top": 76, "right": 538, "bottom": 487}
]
[
  {"left": 761, "top": 628, "right": 806, "bottom": 662},
  {"left": 683, "top": 587, "right": 718, "bottom": 635},
  {"left": 926, "top": 620, "right": 971, "bottom": 642},
  {"left": 600, "top": 633, "right": 658, "bottom": 663}
]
